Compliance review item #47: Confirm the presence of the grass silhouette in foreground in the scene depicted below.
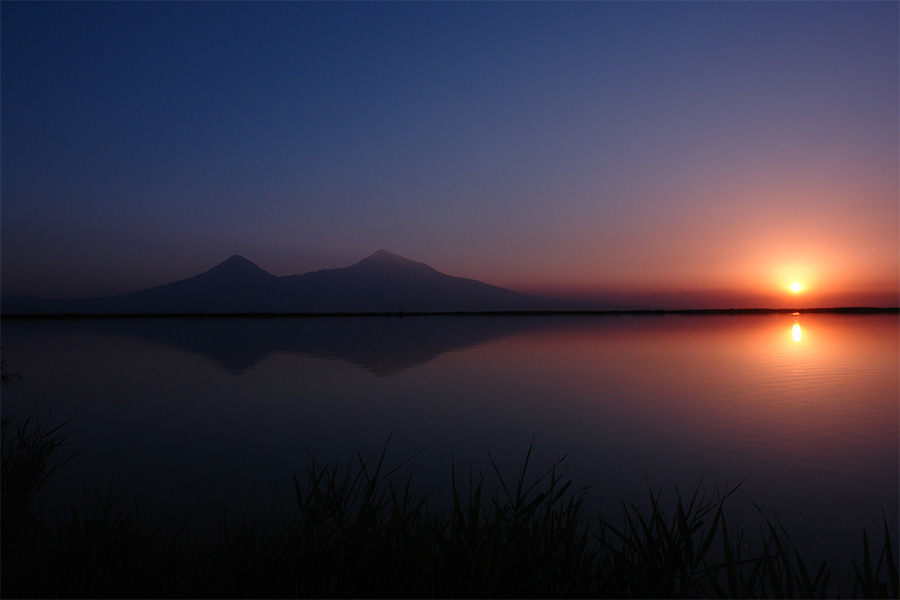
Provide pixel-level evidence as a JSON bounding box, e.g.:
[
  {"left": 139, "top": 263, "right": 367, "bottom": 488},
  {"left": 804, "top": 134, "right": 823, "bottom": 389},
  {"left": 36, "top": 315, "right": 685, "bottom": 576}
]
[{"left": 1, "top": 415, "right": 897, "bottom": 598}]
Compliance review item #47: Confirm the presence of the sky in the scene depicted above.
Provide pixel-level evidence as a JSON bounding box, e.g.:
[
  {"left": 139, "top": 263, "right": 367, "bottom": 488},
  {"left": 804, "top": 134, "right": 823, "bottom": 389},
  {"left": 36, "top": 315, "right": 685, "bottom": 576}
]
[{"left": 2, "top": 1, "right": 898, "bottom": 309}]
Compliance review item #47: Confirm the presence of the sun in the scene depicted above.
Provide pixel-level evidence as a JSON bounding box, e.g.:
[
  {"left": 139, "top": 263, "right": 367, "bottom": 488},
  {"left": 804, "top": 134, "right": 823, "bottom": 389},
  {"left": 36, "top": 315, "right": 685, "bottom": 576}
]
[{"left": 789, "top": 282, "right": 803, "bottom": 293}]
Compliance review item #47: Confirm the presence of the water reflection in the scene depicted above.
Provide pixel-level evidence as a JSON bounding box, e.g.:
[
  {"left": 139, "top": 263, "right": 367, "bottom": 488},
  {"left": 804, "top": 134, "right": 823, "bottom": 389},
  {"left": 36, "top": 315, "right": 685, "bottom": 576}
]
[
  {"left": 0, "top": 312, "right": 896, "bottom": 562},
  {"left": 1, "top": 316, "right": 568, "bottom": 377}
]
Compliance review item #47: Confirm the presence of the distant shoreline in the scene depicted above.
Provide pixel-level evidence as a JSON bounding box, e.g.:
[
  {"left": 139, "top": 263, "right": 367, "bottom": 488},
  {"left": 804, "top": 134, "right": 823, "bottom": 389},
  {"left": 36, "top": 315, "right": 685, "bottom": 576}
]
[{"left": 2, "top": 306, "right": 897, "bottom": 320}]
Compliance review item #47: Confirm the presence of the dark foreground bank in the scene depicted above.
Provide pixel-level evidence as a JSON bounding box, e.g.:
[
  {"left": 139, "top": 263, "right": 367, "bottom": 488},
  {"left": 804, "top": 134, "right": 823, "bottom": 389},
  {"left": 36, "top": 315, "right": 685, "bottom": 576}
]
[{"left": 1, "top": 415, "right": 897, "bottom": 599}]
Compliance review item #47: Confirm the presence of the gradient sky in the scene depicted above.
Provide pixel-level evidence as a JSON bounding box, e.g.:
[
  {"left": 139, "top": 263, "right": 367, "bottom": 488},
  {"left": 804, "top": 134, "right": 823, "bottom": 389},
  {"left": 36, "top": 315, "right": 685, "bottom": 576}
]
[{"left": 2, "top": 1, "right": 897, "bottom": 308}]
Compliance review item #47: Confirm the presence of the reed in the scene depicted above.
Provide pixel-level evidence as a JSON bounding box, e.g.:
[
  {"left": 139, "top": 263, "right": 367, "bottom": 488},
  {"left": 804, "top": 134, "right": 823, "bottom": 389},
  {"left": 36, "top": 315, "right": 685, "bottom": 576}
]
[
  {"left": 1, "top": 420, "right": 897, "bottom": 598},
  {"left": 1, "top": 407, "right": 79, "bottom": 588}
]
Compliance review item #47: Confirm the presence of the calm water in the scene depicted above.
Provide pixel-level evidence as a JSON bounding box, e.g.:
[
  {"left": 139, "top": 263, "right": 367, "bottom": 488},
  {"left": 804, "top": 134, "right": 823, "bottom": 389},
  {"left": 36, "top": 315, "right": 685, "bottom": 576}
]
[{"left": 2, "top": 313, "right": 897, "bottom": 562}]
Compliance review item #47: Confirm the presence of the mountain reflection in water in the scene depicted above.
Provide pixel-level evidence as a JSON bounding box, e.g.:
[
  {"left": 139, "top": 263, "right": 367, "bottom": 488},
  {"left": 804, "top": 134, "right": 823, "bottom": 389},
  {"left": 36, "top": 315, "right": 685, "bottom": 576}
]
[{"left": 4, "top": 315, "right": 575, "bottom": 376}]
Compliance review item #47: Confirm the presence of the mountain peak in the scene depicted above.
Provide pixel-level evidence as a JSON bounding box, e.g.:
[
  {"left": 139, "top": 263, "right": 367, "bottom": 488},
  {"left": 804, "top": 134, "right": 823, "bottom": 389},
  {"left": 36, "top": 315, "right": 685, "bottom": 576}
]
[
  {"left": 349, "top": 249, "right": 442, "bottom": 277},
  {"left": 203, "top": 255, "right": 274, "bottom": 281},
  {"left": 364, "top": 249, "right": 407, "bottom": 262},
  {"left": 354, "top": 249, "right": 424, "bottom": 268},
  {"left": 222, "top": 254, "right": 254, "bottom": 265}
]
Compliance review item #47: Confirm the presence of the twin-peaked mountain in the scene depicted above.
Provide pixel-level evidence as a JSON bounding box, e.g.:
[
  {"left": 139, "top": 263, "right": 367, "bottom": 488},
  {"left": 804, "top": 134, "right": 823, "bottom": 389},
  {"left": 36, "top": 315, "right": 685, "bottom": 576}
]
[{"left": 3, "top": 250, "right": 585, "bottom": 314}]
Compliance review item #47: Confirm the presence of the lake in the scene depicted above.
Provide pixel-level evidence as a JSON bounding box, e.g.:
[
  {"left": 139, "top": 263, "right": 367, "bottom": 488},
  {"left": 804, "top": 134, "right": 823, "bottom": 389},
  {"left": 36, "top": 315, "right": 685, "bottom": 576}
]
[{"left": 2, "top": 312, "right": 897, "bottom": 565}]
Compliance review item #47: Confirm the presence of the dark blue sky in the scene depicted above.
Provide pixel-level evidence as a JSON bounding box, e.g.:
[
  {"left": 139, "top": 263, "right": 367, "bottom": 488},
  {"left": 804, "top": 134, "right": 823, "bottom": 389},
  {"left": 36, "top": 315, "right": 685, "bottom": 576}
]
[{"left": 2, "top": 1, "right": 897, "bottom": 308}]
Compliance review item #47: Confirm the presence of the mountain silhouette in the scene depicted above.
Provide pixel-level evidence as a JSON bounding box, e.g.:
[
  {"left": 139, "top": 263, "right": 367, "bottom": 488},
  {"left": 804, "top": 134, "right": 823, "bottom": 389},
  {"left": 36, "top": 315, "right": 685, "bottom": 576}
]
[{"left": 2, "top": 250, "right": 584, "bottom": 314}]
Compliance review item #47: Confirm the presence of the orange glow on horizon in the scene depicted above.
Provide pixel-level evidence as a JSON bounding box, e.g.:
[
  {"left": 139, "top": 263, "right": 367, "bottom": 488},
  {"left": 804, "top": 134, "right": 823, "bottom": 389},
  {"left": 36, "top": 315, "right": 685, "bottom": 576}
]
[{"left": 495, "top": 240, "right": 898, "bottom": 309}]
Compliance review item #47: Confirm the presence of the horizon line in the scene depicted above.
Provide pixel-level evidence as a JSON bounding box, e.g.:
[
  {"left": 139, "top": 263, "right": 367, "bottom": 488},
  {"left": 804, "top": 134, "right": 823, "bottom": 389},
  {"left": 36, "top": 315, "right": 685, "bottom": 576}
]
[{"left": 3, "top": 307, "right": 897, "bottom": 320}]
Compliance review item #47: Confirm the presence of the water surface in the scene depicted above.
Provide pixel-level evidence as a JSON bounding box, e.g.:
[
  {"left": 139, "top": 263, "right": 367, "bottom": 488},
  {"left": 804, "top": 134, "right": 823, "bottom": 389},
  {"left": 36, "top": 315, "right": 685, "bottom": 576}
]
[{"left": 2, "top": 313, "right": 897, "bottom": 562}]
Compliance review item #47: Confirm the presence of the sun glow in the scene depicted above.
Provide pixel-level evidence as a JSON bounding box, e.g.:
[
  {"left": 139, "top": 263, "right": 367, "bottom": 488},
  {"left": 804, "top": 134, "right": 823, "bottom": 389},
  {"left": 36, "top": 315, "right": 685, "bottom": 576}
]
[{"left": 790, "top": 282, "right": 803, "bottom": 293}]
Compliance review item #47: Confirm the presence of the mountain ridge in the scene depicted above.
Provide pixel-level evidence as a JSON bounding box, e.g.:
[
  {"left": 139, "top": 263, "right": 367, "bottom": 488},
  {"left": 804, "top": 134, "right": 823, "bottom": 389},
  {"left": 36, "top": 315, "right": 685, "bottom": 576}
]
[{"left": 2, "top": 250, "right": 584, "bottom": 314}]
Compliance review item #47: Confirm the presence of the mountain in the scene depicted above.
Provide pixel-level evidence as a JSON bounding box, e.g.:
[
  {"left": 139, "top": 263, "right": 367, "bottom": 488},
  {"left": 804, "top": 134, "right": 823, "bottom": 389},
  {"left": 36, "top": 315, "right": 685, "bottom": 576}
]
[
  {"left": 106, "top": 255, "right": 279, "bottom": 313},
  {"left": 2, "top": 250, "right": 585, "bottom": 314}
]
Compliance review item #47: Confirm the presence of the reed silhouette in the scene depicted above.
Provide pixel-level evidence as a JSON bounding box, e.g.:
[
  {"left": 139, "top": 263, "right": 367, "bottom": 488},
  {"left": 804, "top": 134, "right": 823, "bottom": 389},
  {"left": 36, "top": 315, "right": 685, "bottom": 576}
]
[{"left": 1, "top": 416, "right": 896, "bottom": 598}]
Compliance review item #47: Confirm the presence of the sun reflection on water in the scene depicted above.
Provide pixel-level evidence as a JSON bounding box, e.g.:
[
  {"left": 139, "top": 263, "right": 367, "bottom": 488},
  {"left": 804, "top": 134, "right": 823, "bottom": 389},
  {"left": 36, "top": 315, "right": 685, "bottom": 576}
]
[{"left": 792, "top": 321, "right": 802, "bottom": 343}]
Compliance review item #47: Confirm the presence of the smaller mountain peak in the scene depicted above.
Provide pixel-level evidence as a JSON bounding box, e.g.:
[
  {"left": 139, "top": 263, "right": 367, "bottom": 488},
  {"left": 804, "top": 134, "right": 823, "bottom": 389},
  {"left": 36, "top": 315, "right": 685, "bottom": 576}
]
[{"left": 204, "top": 255, "right": 274, "bottom": 279}]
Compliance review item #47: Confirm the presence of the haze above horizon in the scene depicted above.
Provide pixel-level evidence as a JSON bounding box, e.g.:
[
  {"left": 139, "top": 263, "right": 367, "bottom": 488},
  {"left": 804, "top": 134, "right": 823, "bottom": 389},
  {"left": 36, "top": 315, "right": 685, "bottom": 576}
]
[{"left": 2, "top": 2, "right": 897, "bottom": 309}]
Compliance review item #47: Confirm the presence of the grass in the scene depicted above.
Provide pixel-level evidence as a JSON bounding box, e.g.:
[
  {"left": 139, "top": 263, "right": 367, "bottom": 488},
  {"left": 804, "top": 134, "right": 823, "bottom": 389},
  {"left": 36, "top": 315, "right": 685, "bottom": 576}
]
[
  {"left": 1, "top": 418, "right": 897, "bottom": 598},
  {"left": 1, "top": 408, "right": 79, "bottom": 558}
]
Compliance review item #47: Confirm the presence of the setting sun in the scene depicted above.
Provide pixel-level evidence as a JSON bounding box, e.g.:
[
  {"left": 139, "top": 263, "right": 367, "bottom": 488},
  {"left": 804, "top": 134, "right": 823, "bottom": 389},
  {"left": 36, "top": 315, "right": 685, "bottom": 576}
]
[{"left": 790, "top": 282, "right": 803, "bottom": 293}]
